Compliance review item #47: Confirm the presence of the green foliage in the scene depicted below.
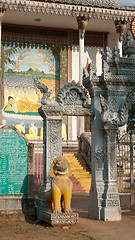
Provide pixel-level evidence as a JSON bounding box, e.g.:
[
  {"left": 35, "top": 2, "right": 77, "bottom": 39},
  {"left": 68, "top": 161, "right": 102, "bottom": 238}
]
[{"left": 5, "top": 68, "right": 57, "bottom": 80}]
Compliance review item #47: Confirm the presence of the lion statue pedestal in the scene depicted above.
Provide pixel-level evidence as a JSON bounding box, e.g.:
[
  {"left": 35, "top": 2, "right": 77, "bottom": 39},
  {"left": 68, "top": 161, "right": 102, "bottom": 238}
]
[{"left": 44, "top": 156, "right": 79, "bottom": 226}]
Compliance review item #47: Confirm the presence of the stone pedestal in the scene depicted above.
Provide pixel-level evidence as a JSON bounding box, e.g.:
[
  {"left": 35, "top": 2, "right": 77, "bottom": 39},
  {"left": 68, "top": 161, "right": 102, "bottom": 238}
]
[{"left": 44, "top": 211, "right": 79, "bottom": 226}]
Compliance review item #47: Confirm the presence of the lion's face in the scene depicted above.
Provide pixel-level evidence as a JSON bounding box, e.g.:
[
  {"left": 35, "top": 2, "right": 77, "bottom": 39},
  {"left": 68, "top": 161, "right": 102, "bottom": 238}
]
[
  {"left": 54, "top": 157, "right": 68, "bottom": 175},
  {"left": 55, "top": 161, "right": 68, "bottom": 174},
  {"left": 50, "top": 156, "right": 72, "bottom": 178}
]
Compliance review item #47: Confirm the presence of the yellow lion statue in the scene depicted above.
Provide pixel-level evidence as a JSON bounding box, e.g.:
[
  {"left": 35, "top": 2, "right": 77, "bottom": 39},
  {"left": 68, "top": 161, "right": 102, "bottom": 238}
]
[{"left": 45, "top": 156, "right": 73, "bottom": 213}]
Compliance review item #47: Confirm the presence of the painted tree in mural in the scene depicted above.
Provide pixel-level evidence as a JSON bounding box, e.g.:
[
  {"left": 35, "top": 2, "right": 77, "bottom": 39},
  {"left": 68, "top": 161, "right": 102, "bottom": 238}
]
[{"left": 0, "top": 45, "right": 20, "bottom": 122}]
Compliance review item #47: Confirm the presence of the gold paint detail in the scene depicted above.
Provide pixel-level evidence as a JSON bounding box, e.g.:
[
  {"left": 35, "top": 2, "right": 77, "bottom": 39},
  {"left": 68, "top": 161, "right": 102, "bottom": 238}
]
[
  {"left": 131, "top": 17, "right": 135, "bottom": 39},
  {"left": 115, "top": 20, "right": 129, "bottom": 42},
  {"left": 77, "top": 16, "right": 89, "bottom": 39}
]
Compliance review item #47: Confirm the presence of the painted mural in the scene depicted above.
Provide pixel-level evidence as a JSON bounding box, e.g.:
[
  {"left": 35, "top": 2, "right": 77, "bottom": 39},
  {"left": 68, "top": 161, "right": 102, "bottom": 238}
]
[{"left": 2, "top": 43, "right": 68, "bottom": 140}]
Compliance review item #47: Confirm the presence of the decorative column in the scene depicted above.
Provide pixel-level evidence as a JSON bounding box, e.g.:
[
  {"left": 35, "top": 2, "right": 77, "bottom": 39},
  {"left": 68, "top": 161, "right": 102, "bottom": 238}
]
[
  {"left": 36, "top": 102, "right": 63, "bottom": 220},
  {"left": 33, "top": 79, "right": 63, "bottom": 189},
  {"left": 0, "top": 8, "right": 5, "bottom": 125},
  {"left": 115, "top": 20, "right": 128, "bottom": 57},
  {"left": 102, "top": 124, "right": 121, "bottom": 221},
  {"left": 77, "top": 16, "right": 89, "bottom": 135},
  {"left": 39, "top": 102, "right": 63, "bottom": 189}
]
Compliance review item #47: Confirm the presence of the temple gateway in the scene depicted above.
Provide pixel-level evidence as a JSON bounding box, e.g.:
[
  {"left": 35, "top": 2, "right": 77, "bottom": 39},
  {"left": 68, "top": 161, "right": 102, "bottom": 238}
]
[
  {"left": 0, "top": 0, "right": 135, "bottom": 139},
  {"left": 0, "top": 0, "right": 135, "bottom": 221}
]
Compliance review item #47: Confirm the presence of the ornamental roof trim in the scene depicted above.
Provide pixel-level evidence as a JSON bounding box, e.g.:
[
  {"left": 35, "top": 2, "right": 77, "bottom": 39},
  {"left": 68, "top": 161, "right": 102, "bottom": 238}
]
[
  {"left": 1, "top": 0, "right": 135, "bottom": 21},
  {"left": 28, "top": 0, "right": 120, "bottom": 9}
]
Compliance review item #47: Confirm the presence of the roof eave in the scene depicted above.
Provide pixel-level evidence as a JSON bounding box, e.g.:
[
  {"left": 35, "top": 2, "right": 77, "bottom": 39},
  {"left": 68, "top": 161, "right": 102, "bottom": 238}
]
[{"left": 1, "top": 1, "right": 135, "bottom": 21}]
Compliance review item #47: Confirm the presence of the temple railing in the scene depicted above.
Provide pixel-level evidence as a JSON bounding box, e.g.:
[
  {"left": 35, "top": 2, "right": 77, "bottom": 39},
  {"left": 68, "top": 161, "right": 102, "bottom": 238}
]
[
  {"left": 78, "top": 131, "right": 135, "bottom": 194},
  {"left": 78, "top": 132, "right": 91, "bottom": 170}
]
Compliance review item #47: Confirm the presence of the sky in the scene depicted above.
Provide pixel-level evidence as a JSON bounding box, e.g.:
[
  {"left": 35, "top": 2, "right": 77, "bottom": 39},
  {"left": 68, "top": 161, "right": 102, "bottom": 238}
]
[{"left": 119, "top": 0, "right": 135, "bottom": 6}]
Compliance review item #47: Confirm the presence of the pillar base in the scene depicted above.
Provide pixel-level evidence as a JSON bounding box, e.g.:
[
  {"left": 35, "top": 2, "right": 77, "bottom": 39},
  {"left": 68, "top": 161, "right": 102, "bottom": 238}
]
[{"left": 102, "top": 207, "right": 121, "bottom": 221}]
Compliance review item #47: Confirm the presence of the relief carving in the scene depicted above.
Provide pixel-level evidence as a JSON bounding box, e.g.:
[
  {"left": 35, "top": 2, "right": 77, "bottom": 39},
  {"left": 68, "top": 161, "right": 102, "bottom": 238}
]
[
  {"left": 57, "top": 80, "right": 92, "bottom": 116},
  {"left": 95, "top": 146, "right": 104, "bottom": 170},
  {"left": 100, "top": 92, "right": 134, "bottom": 127}
]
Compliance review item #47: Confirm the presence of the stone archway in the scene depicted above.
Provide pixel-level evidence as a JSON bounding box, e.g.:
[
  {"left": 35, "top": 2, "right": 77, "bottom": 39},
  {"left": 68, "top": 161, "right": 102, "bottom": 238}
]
[
  {"left": 35, "top": 80, "right": 93, "bottom": 220},
  {"left": 36, "top": 31, "right": 135, "bottom": 222}
]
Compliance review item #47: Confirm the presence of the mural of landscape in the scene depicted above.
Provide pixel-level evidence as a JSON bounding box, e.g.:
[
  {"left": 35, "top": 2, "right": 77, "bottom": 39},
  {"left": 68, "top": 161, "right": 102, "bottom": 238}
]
[{"left": 2, "top": 43, "right": 68, "bottom": 140}]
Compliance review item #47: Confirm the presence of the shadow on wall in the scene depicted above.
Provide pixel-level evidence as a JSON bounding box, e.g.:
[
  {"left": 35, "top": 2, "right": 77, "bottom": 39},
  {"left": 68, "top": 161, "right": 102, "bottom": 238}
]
[{"left": 21, "top": 174, "right": 36, "bottom": 221}]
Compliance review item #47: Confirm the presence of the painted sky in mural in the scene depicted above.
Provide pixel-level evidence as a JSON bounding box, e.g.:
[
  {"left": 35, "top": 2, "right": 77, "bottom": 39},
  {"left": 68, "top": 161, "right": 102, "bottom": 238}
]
[{"left": 5, "top": 46, "right": 59, "bottom": 75}]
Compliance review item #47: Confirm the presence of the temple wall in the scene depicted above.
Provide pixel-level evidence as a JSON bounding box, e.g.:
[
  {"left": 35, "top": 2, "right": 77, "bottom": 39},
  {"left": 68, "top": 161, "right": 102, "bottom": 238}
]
[
  {"left": 72, "top": 45, "right": 103, "bottom": 80},
  {"left": 108, "top": 32, "right": 118, "bottom": 50},
  {"left": 1, "top": 24, "right": 115, "bottom": 141},
  {"left": 71, "top": 45, "right": 103, "bottom": 140}
]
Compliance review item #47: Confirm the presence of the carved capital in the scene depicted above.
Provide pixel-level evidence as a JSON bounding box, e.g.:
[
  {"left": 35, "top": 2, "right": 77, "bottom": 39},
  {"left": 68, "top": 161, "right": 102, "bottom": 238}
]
[
  {"left": 0, "top": 8, "right": 6, "bottom": 24},
  {"left": 77, "top": 16, "right": 89, "bottom": 39},
  {"left": 115, "top": 20, "right": 128, "bottom": 42}
]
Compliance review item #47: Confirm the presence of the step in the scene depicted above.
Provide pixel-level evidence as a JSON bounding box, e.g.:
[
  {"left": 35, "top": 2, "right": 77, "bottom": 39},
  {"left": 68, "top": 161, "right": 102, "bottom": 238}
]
[{"left": 64, "top": 153, "right": 91, "bottom": 195}]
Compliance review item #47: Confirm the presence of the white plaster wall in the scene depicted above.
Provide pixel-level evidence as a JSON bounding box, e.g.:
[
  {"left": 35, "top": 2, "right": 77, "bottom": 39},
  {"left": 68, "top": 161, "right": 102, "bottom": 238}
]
[
  {"left": 72, "top": 46, "right": 79, "bottom": 83},
  {"left": 71, "top": 19, "right": 122, "bottom": 140},
  {"left": 72, "top": 45, "right": 103, "bottom": 81},
  {"left": 108, "top": 32, "right": 118, "bottom": 50},
  {"left": 71, "top": 46, "right": 103, "bottom": 140},
  {"left": 72, "top": 116, "right": 77, "bottom": 140}
]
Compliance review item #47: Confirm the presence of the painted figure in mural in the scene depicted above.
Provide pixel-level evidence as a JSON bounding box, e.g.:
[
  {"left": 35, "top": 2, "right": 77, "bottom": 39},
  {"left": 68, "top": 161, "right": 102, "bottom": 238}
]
[
  {"left": 39, "top": 126, "right": 43, "bottom": 141},
  {"left": 7, "top": 96, "right": 18, "bottom": 113},
  {"left": 25, "top": 122, "right": 39, "bottom": 140},
  {"left": 45, "top": 156, "right": 73, "bottom": 213},
  {"left": 2, "top": 45, "right": 68, "bottom": 141},
  {"left": 62, "top": 123, "right": 67, "bottom": 140},
  {"left": 15, "top": 122, "right": 25, "bottom": 134},
  {"left": 4, "top": 96, "right": 41, "bottom": 114}
]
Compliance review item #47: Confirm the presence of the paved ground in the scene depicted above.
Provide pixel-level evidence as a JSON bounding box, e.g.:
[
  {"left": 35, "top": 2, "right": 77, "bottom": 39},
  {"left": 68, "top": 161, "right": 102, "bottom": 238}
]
[{"left": 0, "top": 195, "right": 135, "bottom": 240}]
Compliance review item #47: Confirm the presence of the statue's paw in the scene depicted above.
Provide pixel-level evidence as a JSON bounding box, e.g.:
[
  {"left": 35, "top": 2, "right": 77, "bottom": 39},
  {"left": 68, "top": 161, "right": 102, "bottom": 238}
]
[
  {"left": 63, "top": 210, "right": 72, "bottom": 214},
  {"left": 53, "top": 210, "right": 61, "bottom": 214}
]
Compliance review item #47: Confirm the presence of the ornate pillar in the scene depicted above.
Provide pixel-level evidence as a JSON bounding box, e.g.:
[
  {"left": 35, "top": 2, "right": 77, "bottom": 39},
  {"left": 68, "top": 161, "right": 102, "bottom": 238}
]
[
  {"left": 36, "top": 102, "right": 63, "bottom": 220},
  {"left": 87, "top": 92, "right": 105, "bottom": 220},
  {"left": 77, "top": 16, "right": 89, "bottom": 135},
  {"left": 0, "top": 8, "right": 5, "bottom": 125},
  {"left": 102, "top": 124, "right": 121, "bottom": 221},
  {"left": 39, "top": 102, "right": 63, "bottom": 190},
  {"left": 115, "top": 20, "right": 128, "bottom": 57}
]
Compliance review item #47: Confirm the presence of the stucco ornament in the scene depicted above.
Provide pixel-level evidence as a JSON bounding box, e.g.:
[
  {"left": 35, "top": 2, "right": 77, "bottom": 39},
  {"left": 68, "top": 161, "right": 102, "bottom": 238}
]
[
  {"left": 77, "top": 16, "right": 89, "bottom": 39},
  {"left": 57, "top": 80, "right": 92, "bottom": 116},
  {"left": 33, "top": 78, "right": 51, "bottom": 104},
  {"left": 83, "top": 62, "right": 97, "bottom": 79},
  {"left": 45, "top": 156, "right": 73, "bottom": 213},
  {"left": 123, "top": 31, "right": 135, "bottom": 58},
  {"left": 100, "top": 92, "right": 134, "bottom": 126},
  {"left": 57, "top": 80, "right": 88, "bottom": 107}
]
